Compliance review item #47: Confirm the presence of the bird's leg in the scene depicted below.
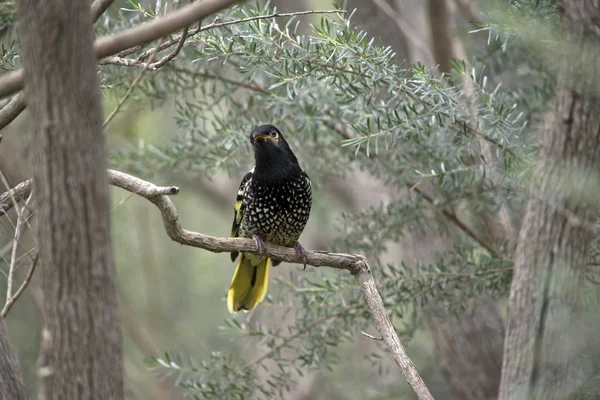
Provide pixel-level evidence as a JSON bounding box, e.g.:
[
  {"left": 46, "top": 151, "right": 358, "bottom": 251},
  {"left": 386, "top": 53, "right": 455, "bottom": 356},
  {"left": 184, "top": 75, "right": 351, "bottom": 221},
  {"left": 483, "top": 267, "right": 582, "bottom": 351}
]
[
  {"left": 293, "top": 241, "right": 308, "bottom": 270},
  {"left": 252, "top": 234, "right": 267, "bottom": 257}
]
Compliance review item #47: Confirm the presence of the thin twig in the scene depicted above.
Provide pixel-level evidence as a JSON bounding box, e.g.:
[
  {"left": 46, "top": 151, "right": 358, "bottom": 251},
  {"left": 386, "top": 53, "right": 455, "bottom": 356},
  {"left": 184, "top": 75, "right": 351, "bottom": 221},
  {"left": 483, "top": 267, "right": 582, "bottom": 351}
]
[
  {"left": 361, "top": 330, "right": 384, "bottom": 340},
  {"left": 6, "top": 191, "right": 33, "bottom": 303},
  {"left": 132, "top": 9, "right": 346, "bottom": 63},
  {"left": 0, "top": 167, "right": 20, "bottom": 227},
  {"left": 151, "top": 26, "right": 188, "bottom": 69},
  {"left": 1, "top": 254, "right": 39, "bottom": 318},
  {"left": 241, "top": 311, "right": 347, "bottom": 370},
  {"left": 103, "top": 43, "right": 161, "bottom": 128},
  {"left": 101, "top": 8, "right": 347, "bottom": 67},
  {"left": 406, "top": 179, "right": 506, "bottom": 261},
  {"left": 0, "top": 179, "right": 36, "bottom": 215},
  {"left": 172, "top": 66, "right": 271, "bottom": 94},
  {"left": 426, "top": 266, "right": 514, "bottom": 278},
  {"left": 0, "top": 170, "right": 435, "bottom": 400}
]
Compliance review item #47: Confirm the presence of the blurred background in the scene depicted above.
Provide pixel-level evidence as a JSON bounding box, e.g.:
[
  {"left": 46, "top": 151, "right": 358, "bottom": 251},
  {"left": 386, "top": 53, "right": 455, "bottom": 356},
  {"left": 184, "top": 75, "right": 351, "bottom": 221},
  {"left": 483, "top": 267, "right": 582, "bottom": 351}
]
[{"left": 2, "top": 0, "right": 599, "bottom": 399}]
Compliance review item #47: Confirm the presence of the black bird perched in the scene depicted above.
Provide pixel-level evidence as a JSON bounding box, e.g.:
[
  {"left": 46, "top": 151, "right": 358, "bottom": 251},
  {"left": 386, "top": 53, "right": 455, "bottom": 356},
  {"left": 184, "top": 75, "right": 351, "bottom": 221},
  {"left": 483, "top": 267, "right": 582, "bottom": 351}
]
[{"left": 228, "top": 125, "right": 312, "bottom": 313}]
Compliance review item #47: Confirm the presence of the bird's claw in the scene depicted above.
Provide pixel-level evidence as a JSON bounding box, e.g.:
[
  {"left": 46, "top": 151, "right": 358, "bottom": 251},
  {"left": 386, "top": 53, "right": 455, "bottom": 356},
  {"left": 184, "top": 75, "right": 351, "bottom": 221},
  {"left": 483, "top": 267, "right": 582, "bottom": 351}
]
[
  {"left": 252, "top": 234, "right": 266, "bottom": 257},
  {"left": 293, "top": 242, "right": 308, "bottom": 270}
]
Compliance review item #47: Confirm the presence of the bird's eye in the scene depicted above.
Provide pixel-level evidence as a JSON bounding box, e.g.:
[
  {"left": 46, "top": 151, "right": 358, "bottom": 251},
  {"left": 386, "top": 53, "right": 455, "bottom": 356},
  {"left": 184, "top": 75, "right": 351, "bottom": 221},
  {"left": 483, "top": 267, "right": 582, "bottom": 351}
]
[{"left": 270, "top": 130, "right": 279, "bottom": 138}]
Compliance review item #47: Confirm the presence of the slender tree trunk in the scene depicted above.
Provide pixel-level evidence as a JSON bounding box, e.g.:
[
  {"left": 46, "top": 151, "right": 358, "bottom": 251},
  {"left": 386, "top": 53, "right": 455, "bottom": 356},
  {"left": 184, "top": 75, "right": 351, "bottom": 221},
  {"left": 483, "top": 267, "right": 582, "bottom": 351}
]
[
  {"left": 427, "top": 0, "right": 453, "bottom": 73},
  {"left": 426, "top": 297, "right": 504, "bottom": 400},
  {"left": 347, "top": 0, "right": 410, "bottom": 63},
  {"left": 0, "top": 320, "right": 27, "bottom": 400},
  {"left": 17, "top": 0, "right": 124, "bottom": 398},
  {"left": 499, "top": 1, "right": 600, "bottom": 398}
]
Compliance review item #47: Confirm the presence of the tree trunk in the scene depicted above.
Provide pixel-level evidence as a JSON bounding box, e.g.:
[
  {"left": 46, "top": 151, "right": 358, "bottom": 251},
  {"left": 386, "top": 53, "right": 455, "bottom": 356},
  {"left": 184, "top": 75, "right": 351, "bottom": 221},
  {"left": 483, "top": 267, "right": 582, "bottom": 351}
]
[
  {"left": 426, "top": 297, "right": 504, "bottom": 400},
  {"left": 17, "top": 0, "right": 124, "bottom": 398},
  {"left": 347, "top": 0, "right": 411, "bottom": 63},
  {"left": 0, "top": 320, "right": 27, "bottom": 400},
  {"left": 427, "top": 0, "right": 453, "bottom": 73},
  {"left": 498, "top": 1, "right": 600, "bottom": 398}
]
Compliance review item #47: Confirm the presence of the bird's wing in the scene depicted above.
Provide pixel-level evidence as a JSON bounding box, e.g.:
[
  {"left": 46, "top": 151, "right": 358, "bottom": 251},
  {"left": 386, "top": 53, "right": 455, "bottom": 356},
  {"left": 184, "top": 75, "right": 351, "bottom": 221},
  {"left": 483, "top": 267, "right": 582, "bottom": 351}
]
[{"left": 230, "top": 168, "right": 254, "bottom": 262}]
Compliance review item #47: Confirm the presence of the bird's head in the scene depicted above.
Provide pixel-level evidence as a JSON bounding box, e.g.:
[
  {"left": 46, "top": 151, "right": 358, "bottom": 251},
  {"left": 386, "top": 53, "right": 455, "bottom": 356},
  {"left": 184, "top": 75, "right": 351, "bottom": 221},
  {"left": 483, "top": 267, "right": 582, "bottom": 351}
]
[{"left": 250, "top": 124, "right": 300, "bottom": 175}]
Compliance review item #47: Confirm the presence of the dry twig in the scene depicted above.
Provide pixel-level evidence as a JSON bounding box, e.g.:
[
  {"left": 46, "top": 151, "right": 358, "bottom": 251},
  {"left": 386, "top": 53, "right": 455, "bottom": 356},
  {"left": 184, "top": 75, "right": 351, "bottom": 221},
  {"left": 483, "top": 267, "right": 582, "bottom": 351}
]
[
  {"left": 2, "top": 254, "right": 38, "bottom": 319},
  {"left": 5, "top": 191, "right": 33, "bottom": 304},
  {"left": 103, "top": 42, "right": 161, "bottom": 128}
]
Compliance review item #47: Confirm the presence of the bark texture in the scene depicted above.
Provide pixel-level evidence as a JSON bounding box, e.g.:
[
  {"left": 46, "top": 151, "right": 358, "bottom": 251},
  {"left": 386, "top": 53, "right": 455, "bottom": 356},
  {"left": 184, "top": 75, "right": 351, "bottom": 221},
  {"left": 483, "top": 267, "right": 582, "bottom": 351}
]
[
  {"left": 17, "top": 0, "right": 124, "bottom": 398},
  {"left": 0, "top": 320, "right": 27, "bottom": 400},
  {"left": 499, "top": 1, "right": 600, "bottom": 398},
  {"left": 427, "top": 298, "right": 504, "bottom": 400},
  {"left": 347, "top": 0, "right": 410, "bottom": 62},
  {"left": 427, "top": 0, "right": 453, "bottom": 73}
]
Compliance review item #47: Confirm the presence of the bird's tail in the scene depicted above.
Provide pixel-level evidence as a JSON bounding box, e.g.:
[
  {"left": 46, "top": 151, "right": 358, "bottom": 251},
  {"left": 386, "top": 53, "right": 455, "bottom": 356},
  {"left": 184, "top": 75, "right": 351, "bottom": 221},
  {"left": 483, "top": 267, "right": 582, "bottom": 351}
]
[{"left": 227, "top": 253, "right": 270, "bottom": 313}]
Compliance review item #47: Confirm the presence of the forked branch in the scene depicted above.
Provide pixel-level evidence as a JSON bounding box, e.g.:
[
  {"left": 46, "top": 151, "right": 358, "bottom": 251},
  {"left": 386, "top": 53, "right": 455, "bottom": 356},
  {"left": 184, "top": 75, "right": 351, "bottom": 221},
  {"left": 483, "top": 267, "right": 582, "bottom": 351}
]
[{"left": 0, "top": 170, "right": 435, "bottom": 400}]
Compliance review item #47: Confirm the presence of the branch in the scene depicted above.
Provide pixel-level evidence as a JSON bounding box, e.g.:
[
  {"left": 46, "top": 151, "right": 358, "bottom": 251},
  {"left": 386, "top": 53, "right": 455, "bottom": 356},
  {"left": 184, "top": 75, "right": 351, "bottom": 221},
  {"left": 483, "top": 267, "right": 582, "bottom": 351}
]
[
  {"left": 103, "top": 43, "right": 161, "bottom": 128},
  {"left": 1, "top": 254, "right": 38, "bottom": 319},
  {"left": 241, "top": 310, "right": 347, "bottom": 370},
  {"left": 0, "top": 92, "right": 25, "bottom": 131},
  {"left": 5, "top": 191, "right": 33, "bottom": 306},
  {"left": 0, "top": 169, "right": 435, "bottom": 400},
  {"left": 100, "top": 9, "right": 346, "bottom": 69},
  {"left": 91, "top": 0, "right": 114, "bottom": 21},
  {"left": 0, "top": 0, "right": 241, "bottom": 97},
  {"left": 102, "top": 57, "right": 509, "bottom": 263},
  {"left": 0, "top": 0, "right": 115, "bottom": 131},
  {"left": 0, "top": 179, "right": 31, "bottom": 217},
  {"left": 406, "top": 179, "right": 507, "bottom": 261}
]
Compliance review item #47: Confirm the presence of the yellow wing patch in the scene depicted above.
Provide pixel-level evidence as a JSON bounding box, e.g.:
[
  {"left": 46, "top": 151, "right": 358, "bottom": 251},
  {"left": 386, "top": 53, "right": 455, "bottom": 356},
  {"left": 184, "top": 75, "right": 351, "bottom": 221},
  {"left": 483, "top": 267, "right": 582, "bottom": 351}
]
[{"left": 230, "top": 168, "right": 253, "bottom": 262}]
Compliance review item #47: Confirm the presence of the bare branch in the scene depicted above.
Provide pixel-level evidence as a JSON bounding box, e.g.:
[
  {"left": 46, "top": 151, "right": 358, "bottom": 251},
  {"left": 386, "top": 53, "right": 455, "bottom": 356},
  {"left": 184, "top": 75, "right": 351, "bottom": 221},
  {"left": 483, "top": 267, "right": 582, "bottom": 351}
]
[
  {"left": 406, "top": 179, "right": 507, "bottom": 261},
  {"left": 173, "top": 66, "right": 271, "bottom": 94},
  {"left": 102, "top": 9, "right": 346, "bottom": 67},
  {"left": 0, "top": 0, "right": 241, "bottom": 97},
  {"left": 0, "top": 92, "right": 26, "bottom": 130},
  {"left": 360, "top": 330, "right": 383, "bottom": 340},
  {"left": 0, "top": 166, "right": 23, "bottom": 236},
  {"left": 6, "top": 191, "right": 33, "bottom": 305},
  {"left": 0, "top": 179, "right": 31, "bottom": 216},
  {"left": 151, "top": 26, "right": 188, "bottom": 69},
  {"left": 103, "top": 44, "right": 161, "bottom": 128},
  {"left": 0, "top": 170, "right": 435, "bottom": 400},
  {"left": 2, "top": 254, "right": 39, "bottom": 319},
  {"left": 0, "top": 0, "right": 115, "bottom": 131}
]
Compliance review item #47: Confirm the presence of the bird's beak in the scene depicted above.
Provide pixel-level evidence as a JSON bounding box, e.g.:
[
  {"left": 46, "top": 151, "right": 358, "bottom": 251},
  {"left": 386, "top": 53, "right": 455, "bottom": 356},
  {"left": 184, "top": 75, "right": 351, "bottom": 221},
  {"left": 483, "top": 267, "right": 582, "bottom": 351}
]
[
  {"left": 251, "top": 133, "right": 272, "bottom": 143},
  {"left": 253, "top": 134, "right": 269, "bottom": 142}
]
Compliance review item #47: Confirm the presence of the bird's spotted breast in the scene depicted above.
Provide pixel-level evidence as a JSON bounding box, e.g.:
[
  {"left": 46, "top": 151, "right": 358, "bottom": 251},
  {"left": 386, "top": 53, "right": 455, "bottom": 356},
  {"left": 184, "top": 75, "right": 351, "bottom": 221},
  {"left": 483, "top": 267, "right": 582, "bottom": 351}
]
[{"left": 239, "top": 173, "right": 311, "bottom": 246}]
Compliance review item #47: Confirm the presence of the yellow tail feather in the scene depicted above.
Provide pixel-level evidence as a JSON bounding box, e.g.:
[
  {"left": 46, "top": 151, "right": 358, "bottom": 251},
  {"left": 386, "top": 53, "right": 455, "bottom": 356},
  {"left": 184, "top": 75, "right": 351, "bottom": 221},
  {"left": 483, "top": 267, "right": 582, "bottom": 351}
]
[{"left": 227, "top": 253, "right": 270, "bottom": 313}]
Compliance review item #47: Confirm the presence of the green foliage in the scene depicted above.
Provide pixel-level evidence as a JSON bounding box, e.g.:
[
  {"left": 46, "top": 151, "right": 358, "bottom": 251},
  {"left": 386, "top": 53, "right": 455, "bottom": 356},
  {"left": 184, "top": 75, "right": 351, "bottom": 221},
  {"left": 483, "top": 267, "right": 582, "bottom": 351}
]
[
  {"left": 4, "top": 0, "right": 587, "bottom": 398},
  {"left": 96, "top": 1, "right": 548, "bottom": 397}
]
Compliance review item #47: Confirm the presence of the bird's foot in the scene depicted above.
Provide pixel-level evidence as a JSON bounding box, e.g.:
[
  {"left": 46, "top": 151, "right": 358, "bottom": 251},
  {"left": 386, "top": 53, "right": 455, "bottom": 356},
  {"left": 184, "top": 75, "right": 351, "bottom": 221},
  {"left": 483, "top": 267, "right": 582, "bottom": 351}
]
[
  {"left": 293, "top": 241, "right": 308, "bottom": 270},
  {"left": 252, "top": 234, "right": 267, "bottom": 257}
]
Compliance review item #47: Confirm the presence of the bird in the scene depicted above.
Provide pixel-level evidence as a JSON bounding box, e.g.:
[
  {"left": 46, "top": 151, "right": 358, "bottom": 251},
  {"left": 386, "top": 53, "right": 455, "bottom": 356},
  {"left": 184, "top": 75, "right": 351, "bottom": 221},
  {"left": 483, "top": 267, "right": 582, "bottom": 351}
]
[{"left": 227, "top": 124, "right": 312, "bottom": 313}]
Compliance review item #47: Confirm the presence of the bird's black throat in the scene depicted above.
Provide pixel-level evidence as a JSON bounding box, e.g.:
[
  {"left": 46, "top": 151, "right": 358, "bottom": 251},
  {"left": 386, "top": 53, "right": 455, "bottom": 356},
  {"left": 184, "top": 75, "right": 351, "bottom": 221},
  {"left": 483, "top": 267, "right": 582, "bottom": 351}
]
[{"left": 252, "top": 142, "right": 302, "bottom": 184}]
